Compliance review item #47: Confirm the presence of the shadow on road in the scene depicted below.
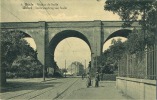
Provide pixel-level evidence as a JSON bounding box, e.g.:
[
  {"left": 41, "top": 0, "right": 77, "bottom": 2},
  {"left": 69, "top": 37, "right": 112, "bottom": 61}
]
[{"left": 0, "top": 81, "right": 62, "bottom": 93}]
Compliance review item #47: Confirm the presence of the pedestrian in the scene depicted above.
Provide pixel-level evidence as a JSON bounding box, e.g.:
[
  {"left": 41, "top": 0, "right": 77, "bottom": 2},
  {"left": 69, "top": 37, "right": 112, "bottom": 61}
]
[
  {"left": 82, "top": 73, "right": 84, "bottom": 80},
  {"left": 86, "top": 72, "right": 91, "bottom": 88},
  {"left": 95, "top": 72, "right": 100, "bottom": 87}
]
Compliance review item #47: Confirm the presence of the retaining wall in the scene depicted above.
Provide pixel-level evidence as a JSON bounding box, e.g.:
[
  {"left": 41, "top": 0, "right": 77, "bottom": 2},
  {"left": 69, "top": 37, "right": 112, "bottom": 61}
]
[{"left": 116, "top": 77, "right": 156, "bottom": 100}]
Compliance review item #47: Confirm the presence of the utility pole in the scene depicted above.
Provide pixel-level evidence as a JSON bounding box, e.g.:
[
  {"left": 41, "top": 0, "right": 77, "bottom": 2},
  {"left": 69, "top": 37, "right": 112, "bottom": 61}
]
[
  {"left": 96, "top": 42, "right": 98, "bottom": 72},
  {"left": 65, "top": 60, "right": 66, "bottom": 78},
  {"left": 43, "top": 65, "right": 45, "bottom": 81},
  {"left": 71, "top": 63, "right": 72, "bottom": 75},
  {"left": 85, "top": 59, "right": 86, "bottom": 74}
]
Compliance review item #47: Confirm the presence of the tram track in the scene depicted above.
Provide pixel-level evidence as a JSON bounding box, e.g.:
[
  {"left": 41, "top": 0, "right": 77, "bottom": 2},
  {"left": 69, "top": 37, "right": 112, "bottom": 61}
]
[
  {"left": 6, "top": 78, "right": 78, "bottom": 100},
  {"left": 53, "top": 78, "right": 79, "bottom": 99},
  {"left": 28, "top": 78, "right": 79, "bottom": 100},
  {"left": 7, "top": 78, "right": 70, "bottom": 100}
]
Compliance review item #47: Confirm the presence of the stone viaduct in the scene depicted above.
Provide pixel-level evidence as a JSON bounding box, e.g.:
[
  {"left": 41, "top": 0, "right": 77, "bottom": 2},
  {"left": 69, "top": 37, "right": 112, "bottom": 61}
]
[{"left": 1, "top": 20, "right": 139, "bottom": 73}]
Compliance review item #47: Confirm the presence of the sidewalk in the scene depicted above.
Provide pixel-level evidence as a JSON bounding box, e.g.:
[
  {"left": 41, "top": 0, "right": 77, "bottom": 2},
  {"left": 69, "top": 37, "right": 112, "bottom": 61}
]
[{"left": 64, "top": 80, "right": 134, "bottom": 100}]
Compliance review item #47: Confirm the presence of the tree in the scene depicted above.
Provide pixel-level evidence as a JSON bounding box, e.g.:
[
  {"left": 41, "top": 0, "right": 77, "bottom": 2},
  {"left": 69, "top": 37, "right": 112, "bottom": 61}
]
[
  {"left": 104, "top": 0, "right": 156, "bottom": 29},
  {"left": 11, "top": 55, "right": 43, "bottom": 78},
  {"left": 1, "top": 30, "right": 38, "bottom": 71},
  {"left": 110, "top": 38, "right": 126, "bottom": 60},
  {"left": 61, "top": 68, "right": 67, "bottom": 77},
  {"left": 101, "top": 38, "right": 126, "bottom": 65},
  {"left": 1, "top": 30, "right": 25, "bottom": 71},
  {"left": 88, "top": 61, "right": 91, "bottom": 69},
  {"left": 102, "top": 64, "right": 114, "bottom": 74},
  {"left": 1, "top": 30, "right": 26, "bottom": 84},
  {"left": 61, "top": 68, "right": 67, "bottom": 73},
  {"left": 51, "top": 61, "right": 62, "bottom": 77},
  {"left": 94, "top": 38, "right": 126, "bottom": 74},
  {"left": 104, "top": 0, "right": 157, "bottom": 52},
  {"left": 1, "top": 30, "right": 41, "bottom": 85}
]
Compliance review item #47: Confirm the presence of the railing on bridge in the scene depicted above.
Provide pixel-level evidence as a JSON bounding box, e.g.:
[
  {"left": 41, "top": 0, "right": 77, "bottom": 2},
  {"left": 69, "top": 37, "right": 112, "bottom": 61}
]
[{"left": 118, "top": 44, "right": 157, "bottom": 80}]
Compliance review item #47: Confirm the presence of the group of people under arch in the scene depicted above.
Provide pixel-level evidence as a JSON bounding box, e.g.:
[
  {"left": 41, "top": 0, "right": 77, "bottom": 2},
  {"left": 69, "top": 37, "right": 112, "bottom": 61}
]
[{"left": 82, "top": 72, "right": 100, "bottom": 88}]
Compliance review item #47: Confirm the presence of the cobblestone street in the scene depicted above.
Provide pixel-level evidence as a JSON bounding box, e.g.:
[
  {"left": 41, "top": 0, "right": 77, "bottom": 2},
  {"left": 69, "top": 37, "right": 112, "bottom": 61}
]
[{"left": 0, "top": 78, "right": 133, "bottom": 100}]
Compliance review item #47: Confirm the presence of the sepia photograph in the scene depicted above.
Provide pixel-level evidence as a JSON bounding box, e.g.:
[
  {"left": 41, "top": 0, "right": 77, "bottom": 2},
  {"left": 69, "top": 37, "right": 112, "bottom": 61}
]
[{"left": 0, "top": 0, "right": 156, "bottom": 100}]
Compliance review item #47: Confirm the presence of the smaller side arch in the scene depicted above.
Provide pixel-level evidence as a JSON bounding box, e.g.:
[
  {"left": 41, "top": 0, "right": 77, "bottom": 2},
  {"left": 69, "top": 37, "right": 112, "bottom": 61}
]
[
  {"left": 9, "top": 30, "right": 32, "bottom": 38},
  {"left": 104, "top": 29, "right": 132, "bottom": 43},
  {"left": 103, "top": 29, "right": 132, "bottom": 52}
]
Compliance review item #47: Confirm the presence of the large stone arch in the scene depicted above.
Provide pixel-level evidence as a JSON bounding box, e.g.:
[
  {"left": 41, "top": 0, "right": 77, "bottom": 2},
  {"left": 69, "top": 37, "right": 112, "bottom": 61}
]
[{"left": 47, "top": 30, "right": 92, "bottom": 70}]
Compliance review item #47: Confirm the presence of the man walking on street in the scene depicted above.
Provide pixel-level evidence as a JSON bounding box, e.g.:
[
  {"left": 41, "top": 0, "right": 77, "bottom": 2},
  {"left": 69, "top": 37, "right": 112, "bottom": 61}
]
[{"left": 95, "top": 72, "right": 100, "bottom": 87}]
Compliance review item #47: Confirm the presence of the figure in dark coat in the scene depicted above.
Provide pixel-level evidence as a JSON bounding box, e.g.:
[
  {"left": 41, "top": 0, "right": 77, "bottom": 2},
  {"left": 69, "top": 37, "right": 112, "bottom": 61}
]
[{"left": 95, "top": 72, "right": 100, "bottom": 87}]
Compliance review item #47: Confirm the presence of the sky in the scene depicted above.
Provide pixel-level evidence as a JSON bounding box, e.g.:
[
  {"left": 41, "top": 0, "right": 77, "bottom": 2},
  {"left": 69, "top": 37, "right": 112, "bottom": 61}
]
[
  {"left": 1, "top": 0, "right": 126, "bottom": 68},
  {"left": 1, "top": 0, "right": 120, "bottom": 22}
]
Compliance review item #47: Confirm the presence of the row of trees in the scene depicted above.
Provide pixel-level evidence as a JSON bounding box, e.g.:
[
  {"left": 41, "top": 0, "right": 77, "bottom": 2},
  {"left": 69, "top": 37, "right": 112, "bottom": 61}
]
[
  {"left": 93, "top": 39, "right": 124, "bottom": 74},
  {"left": 1, "top": 30, "right": 43, "bottom": 79},
  {"left": 104, "top": 0, "right": 157, "bottom": 48},
  {"left": 93, "top": 0, "right": 157, "bottom": 74}
]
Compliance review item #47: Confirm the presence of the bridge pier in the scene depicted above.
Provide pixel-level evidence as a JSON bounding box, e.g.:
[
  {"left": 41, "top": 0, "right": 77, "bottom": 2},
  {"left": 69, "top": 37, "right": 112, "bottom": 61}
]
[{"left": 39, "top": 21, "right": 49, "bottom": 80}]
